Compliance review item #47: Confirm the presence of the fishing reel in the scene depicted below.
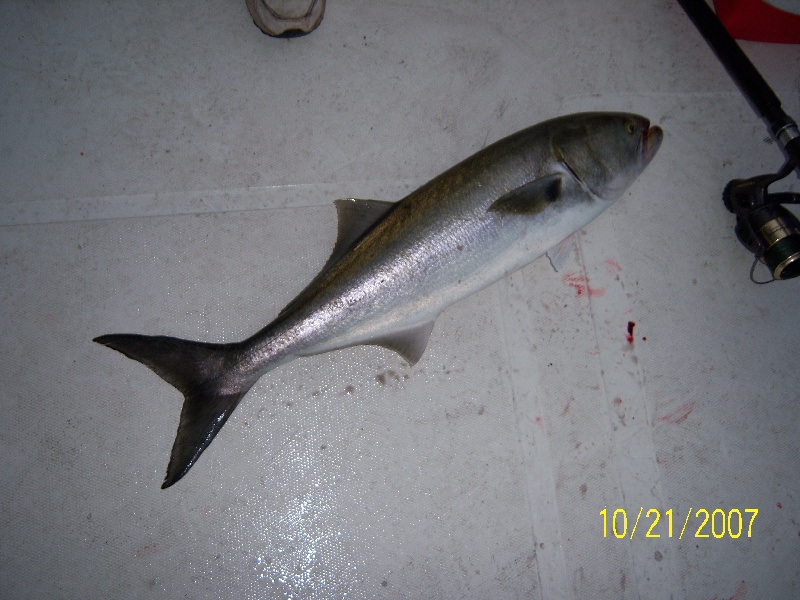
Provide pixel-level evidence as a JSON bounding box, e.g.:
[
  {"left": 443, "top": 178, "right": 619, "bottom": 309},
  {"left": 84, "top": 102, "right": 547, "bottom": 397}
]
[
  {"left": 676, "top": 0, "right": 800, "bottom": 284},
  {"left": 723, "top": 148, "right": 800, "bottom": 283}
]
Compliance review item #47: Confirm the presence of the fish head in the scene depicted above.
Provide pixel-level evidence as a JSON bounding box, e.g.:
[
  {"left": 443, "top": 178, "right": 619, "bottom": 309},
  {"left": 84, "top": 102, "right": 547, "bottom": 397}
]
[{"left": 551, "top": 113, "right": 662, "bottom": 202}]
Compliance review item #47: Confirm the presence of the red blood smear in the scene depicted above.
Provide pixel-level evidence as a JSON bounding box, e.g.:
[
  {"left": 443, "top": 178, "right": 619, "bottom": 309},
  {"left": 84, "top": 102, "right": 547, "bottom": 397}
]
[
  {"left": 604, "top": 258, "right": 623, "bottom": 275},
  {"left": 134, "top": 543, "right": 159, "bottom": 557},
  {"left": 626, "top": 321, "right": 636, "bottom": 344},
  {"left": 729, "top": 580, "right": 748, "bottom": 600},
  {"left": 562, "top": 273, "right": 605, "bottom": 298},
  {"left": 777, "top": 502, "right": 783, "bottom": 509},
  {"left": 654, "top": 400, "right": 696, "bottom": 425}
]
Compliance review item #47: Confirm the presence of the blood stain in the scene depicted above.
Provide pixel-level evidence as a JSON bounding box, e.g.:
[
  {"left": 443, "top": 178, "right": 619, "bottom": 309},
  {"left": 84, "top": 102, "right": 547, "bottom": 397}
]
[
  {"left": 626, "top": 321, "right": 636, "bottom": 344},
  {"left": 604, "top": 258, "right": 622, "bottom": 275},
  {"left": 134, "top": 543, "right": 159, "bottom": 558},
  {"left": 654, "top": 400, "right": 696, "bottom": 425},
  {"left": 562, "top": 273, "right": 605, "bottom": 298},
  {"left": 729, "top": 580, "right": 748, "bottom": 600}
]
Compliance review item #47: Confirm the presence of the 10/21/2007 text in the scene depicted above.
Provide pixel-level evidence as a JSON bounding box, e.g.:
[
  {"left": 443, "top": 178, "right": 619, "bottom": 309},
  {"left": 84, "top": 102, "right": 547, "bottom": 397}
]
[{"left": 600, "top": 507, "right": 758, "bottom": 540}]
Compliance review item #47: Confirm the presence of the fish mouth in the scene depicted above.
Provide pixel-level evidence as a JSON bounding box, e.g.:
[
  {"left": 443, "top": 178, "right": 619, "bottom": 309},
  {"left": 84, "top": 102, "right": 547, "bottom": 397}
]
[{"left": 640, "top": 122, "right": 663, "bottom": 166}]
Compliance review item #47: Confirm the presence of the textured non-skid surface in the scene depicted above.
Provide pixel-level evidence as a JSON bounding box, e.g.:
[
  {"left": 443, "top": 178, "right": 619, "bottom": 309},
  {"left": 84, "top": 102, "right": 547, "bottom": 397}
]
[{"left": 1, "top": 1, "right": 799, "bottom": 598}]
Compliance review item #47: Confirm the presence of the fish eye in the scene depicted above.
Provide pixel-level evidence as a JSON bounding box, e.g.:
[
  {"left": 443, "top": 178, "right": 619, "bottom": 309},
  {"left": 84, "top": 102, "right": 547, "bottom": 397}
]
[{"left": 624, "top": 120, "right": 636, "bottom": 135}]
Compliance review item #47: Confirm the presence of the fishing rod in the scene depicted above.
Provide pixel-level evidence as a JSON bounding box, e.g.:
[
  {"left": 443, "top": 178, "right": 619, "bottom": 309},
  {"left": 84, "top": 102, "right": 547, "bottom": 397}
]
[{"left": 676, "top": 0, "right": 800, "bottom": 282}]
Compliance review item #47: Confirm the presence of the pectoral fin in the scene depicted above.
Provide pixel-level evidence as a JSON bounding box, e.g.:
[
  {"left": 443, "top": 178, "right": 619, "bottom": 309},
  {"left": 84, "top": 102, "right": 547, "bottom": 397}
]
[{"left": 488, "top": 174, "right": 563, "bottom": 215}]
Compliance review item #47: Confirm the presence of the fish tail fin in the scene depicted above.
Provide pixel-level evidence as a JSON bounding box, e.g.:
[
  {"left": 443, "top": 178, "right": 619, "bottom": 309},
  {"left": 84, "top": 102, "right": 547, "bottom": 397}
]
[{"left": 94, "top": 333, "right": 254, "bottom": 488}]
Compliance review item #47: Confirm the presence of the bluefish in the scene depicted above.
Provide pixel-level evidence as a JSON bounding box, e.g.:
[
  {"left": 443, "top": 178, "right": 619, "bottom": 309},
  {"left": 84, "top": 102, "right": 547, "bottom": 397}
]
[{"left": 95, "top": 112, "right": 662, "bottom": 487}]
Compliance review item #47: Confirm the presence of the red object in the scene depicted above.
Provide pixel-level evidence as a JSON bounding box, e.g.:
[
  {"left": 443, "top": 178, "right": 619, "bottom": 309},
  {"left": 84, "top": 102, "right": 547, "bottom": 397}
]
[
  {"left": 626, "top": 321, "right": 636, "bottom": 344},
  {"left": 713, "top": 1, "right": 800, "bottom": 44}
]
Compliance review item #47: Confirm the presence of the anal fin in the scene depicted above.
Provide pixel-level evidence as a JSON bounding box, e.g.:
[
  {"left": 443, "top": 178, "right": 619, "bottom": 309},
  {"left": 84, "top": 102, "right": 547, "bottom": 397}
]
[{"left": 369, "top": 320, "right": 436, "bottom": 366}]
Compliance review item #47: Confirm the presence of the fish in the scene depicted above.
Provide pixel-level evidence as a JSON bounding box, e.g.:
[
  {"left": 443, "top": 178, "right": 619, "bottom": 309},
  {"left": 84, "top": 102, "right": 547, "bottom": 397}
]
[{"left": 95, "top": 112, "right": 662, "bottom": 488}]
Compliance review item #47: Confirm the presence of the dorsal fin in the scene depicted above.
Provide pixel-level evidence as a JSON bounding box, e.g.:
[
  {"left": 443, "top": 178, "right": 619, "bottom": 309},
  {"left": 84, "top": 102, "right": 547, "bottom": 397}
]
[
  {"left": 326, "top": 198, "right": 397, "bottom": 273},
  {"left": 488, "top": 174, "right": 563, "bottom": 215},
  {"left": 278, "top": 198, "right": 396, "bottom": 318}
]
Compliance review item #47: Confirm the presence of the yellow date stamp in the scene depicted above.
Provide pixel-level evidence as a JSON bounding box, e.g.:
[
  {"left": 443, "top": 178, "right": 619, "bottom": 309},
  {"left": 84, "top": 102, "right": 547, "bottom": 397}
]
[{"left": 600, "top": 507, "right": 758, "bottom": 539}]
